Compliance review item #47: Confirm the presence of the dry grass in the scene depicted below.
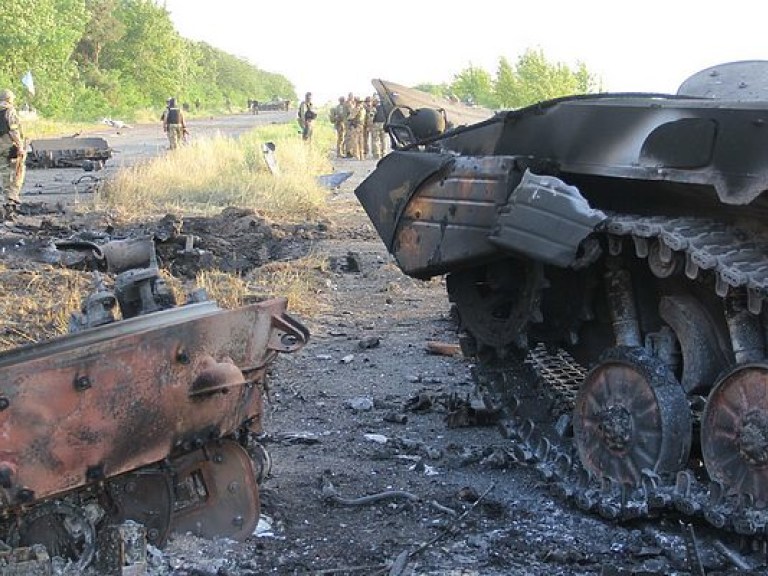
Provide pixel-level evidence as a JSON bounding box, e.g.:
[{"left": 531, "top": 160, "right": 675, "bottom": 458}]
[
  {"left": 187, "top": 254, "right": 331, "bottom": 318},
  {"left": 99, "top": 124, "right": 336, "bottom": 224},
  {"left": 0, "top": 255, "right": 331, "bottom": 352},
  {"left": 243, "top": 253, "right": 331, "bottom": 318},
  {"left": 0, "top": 264, "right": 92, "bottom": 351},
  {"left": 193, "top": 269, "right": 251, "bottom": 310}
]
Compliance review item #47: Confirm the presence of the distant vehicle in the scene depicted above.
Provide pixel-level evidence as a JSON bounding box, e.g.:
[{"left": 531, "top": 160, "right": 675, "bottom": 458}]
[{"left": 255, "top": 98, "right": 290, "bottom": 112}]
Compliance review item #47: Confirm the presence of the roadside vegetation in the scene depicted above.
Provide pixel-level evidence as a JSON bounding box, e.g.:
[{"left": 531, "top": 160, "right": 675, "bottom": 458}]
[
  {"left": 100, "top": 122, "right": 335, "bottom": 222},
  {"left": 1, "top": 0, "right": 295, "bottom": 121}
]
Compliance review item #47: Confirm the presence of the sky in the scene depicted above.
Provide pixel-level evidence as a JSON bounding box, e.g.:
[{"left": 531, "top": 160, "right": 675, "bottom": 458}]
[{"left": 163, "top": 0, "right": 768, "bottom": 106}]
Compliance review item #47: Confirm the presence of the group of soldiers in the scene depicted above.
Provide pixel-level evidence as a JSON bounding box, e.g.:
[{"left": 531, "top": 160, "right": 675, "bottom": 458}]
[{"left": 328, "top": 93, "right": 387, "bottom": 160}]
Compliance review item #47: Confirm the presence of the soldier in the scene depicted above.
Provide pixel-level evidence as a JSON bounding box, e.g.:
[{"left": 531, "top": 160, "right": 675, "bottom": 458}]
[
  {"left": 163, "top": 97, "right": 187, "bottom": 150},
  {"left": 342, "top": 92, "right": 355, "bottom": 157},
  {"left": 362, "top": 96, "right": 374, "bottom": 158},
  {"left": 370, "top": 96, "right": 387, "bottom": 159},
  {"left": 347, "top": 98, "right": 366, "bottom": 160},
  {"left": 0, "top": 89, "right": 25, "bottom": 218},
  {"left": 329, "top": 96, "right": 346, "bottom": 157},
  {"left": 298, "top": 92, "right": 316, "bottom": 142}
]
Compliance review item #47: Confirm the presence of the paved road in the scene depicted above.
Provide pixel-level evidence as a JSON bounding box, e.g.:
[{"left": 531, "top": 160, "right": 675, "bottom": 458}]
[{"left": 22, "top": 109, "right": 296, "bottom": 204}]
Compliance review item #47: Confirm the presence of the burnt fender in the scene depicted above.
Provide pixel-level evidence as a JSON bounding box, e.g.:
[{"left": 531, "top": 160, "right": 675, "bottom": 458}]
[{"left": 355, "top": 151, "right": 455, "bottom": 251}]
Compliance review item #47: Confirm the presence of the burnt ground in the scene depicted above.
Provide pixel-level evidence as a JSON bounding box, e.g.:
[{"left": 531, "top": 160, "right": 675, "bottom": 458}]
[{"left": 2, "top": 113, "right": 764, "bottom": 575}]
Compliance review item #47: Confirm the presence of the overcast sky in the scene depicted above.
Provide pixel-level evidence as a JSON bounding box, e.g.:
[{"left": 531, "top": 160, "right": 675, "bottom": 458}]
[{"left": 163, "top": 0, "right": 768, "bottom": 105}]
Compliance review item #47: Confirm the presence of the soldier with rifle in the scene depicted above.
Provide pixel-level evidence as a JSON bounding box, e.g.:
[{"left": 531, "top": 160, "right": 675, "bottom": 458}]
[
  {"left": 162, "top": 97, "right": 188, "bottom": 150},
  {"left": 0, "top": 89, "right": 25, "bottom": 219}
]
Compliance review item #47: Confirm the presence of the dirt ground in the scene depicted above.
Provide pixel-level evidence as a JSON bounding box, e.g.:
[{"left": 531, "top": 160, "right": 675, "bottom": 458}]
[{"left": 2, "top": 112, "right": 762, "bottom": 575}]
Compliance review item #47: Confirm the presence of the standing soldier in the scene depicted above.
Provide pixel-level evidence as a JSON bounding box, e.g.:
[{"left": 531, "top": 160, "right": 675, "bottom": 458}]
[
  {"left": 370, "top": 96, "right": 387, "bottom": 159},
  {"left": 342, "top": 92, "right": 355, "bottom": 157},
  {"left": 329, "top": 96, "right": 346, "bottom": 157},
  {"left": 347, "top": 98, "right": 366, "bottom": 160},
  {"left": 362, "top": 96, "right": 374, "bottom": 158},
  {"left": 298, "top": 92, "right": 316, "bottom": 142},
  {"left": 0, "top": 89, "right": 25, "bottom": 218},
  {"left": 163, "top": 97, "right": 187, "bottom": 150}
]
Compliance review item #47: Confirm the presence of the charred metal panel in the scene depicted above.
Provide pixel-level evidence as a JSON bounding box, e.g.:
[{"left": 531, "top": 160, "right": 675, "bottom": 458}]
[
  {"left": 438, "top": 95, "right": 768, "bottom": 205},
  {"left": 488, "top": 170, "right": 606, "bottom": 267},
  {"left": 357, "top": 154, "right": 528, "bottom": 278},
  {"left": 372, "top": 79, "right": 493, "bottom": 130},
  {"left": 355, "top": 151, "right": 455, "bottom": 251},
  {"left": 639, "top": 118, "right": 716, "bottom": 169},
  {"left": 393, "top": 155, "right": 520, "bottom": 277},
  {"left": 171, "top": 440, "right": 260, "bottom": 541},
  {"left": 0, "top": 298, "right": 307, "bottom": 508}
]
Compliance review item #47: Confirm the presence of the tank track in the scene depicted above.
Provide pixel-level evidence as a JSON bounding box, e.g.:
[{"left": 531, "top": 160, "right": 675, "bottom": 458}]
[{"left": 476, "top": 212, "right": 768, "bottom": 540}]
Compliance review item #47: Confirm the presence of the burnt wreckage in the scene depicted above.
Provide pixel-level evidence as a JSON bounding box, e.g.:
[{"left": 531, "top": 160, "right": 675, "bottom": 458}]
[
  {"left": 25, "top": 137, "right": 112, "bottom": 170},
  {"left": 357, "top": 61, "right": 768, "bottom": 539},
  {"left": 0, "top": 238, "right": 308, "bottom": 570}
]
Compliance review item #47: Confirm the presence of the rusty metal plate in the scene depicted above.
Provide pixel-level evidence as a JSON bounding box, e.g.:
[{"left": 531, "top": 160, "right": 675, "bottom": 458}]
[
  {"left": 170, "top": 440, "right": 260, "bottom": 541},
  {"left": 0, "top": 298, "right": 307, "bottom": 508}
]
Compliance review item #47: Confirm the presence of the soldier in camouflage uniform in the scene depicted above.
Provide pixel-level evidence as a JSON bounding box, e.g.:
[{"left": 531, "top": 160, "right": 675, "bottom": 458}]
[
  {"left": 362, "top": 96, "right": 374, "bottom": 158},
  {"left": 347, "top": 98, "right": 366, "bottom": 160},
  {"left": 370, "top": 96, "right": 387, "bottom": 159},
  {"left": 0, "top": 89, "right": 25, "bottom": 217},
  {"left": 329, "top": 96, "right": 346, "bottom": 157},
  {"left": 297, "top": 92, "right": 316, "bottom": 142},
  {"left": 162, "top": 97, "right": 187, "bottom": 150}
]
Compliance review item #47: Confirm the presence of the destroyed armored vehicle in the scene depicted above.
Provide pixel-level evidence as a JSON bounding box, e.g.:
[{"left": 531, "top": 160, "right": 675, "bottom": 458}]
[
  {"left": 25, "top": 136, "right": 112, "bottom": 170},
  {"left": 0, "top": 238, "right": 308, "bottom": 570},
  {"left": 357, "top": 61, "right": 768, "bottom": 534},
  {"left": 255, "top": 98, "right": 291, "bottom": 112}
]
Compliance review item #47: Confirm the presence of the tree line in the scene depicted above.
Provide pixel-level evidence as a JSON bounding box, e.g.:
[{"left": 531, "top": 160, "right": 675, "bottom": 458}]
[
  {"left": 417, "top": 49, "right": 601, "bottom": 109},
  {"left": 0, "top": 0, "right": 296, "bottom": 120}
]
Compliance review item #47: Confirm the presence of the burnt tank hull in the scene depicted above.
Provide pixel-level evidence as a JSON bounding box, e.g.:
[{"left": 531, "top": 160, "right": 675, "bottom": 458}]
[
  {"left": 357, "top": 93, "right": 768, "bottom": 278},
  {"left": 0, "top": 241, "right": 309, "bottom": 568},
  {"left": 356, "top": 62, "right": 768, "bottom": 535},
  {"left": 0, "top": 299, "right": 303, "bottom": 507}
]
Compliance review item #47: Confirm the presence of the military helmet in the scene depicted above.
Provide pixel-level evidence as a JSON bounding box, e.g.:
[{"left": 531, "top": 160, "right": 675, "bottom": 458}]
[{"left": 0, "top": 89, "right": 15, "bottom": 103}]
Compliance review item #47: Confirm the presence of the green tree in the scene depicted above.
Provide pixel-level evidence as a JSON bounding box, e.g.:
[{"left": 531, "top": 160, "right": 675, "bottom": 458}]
[
  {"left": 413, "top": 83, "right": 451, "bottom": 98},
  {"left": 494, "top": 57, "right": 517, "bottom": 108},
  {"left": 98, "top": 0, "right": 186, "bottom": 108},
  {"left": 0, "top": 0, "right": 88, "bottom": 115},
  {"left": 0, "top": 0, "right": 297, "bottom": 120},
  {"left": 450, "top": 65, "right": 496, "bottom": 108},
  {"left": 495, "top": 48, "right": 600, "bottom": 109},
  {"left": 74, "top": 0, "right": 125, "bottom": 67}
]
